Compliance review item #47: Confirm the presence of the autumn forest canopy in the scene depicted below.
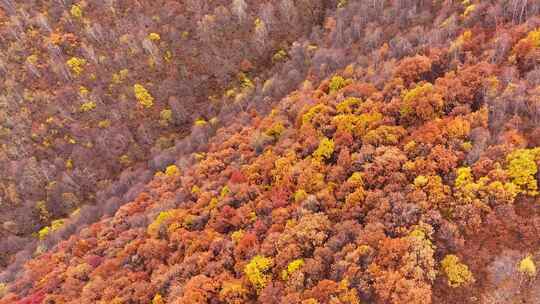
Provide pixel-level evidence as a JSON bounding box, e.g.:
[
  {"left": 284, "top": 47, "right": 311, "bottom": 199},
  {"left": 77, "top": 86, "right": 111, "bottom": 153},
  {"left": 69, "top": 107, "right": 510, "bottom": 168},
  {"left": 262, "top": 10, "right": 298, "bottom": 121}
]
[{"left": 1, "top": 0, "right": 540, "bottom": 303}]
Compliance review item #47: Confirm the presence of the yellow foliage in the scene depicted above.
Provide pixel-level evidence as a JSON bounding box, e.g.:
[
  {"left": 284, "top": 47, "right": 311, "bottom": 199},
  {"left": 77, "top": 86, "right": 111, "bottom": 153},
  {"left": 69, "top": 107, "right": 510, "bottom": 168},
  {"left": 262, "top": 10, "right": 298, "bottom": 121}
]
[
  {"left": 313, "top": 137, "right": 334, "bottom": 160},
  {"left": 165, "top": 165, "right": 180, "bottom": 177},
  {"left": 462, "top": 141, "right": 473, "bottom": 151},
  {"left": 36, "top": 201, "right": 50, "bottom": 222},
  {"left": 147, "top": 210, "right": 180, "bottom": 238},
  {"left": 245, "top": 255, "right": 273, "bottom": 291},
  {"left": 336, "top": 97, "right": 362, "bottom": 114},
  {"left": 348, "top": 172, "right": 364, "bottom": 186},
  {"left": 272, "top": 49, "right": 288, "bottom": 62},
  {"left": 287, "top": 259, "right": 304, "bottom": 274},
  {"left": 98, "top": 120, "right": 111, "bottom": 128},
  {"left": 231, "top": 230, "right": 244, "bottom": 244},
  {"left": 38, "top": 219, "right": 65, "bottom": 240},
  {"left": 208, "top": 197, "right": 219, "bottom": 209},
  {"left": 461, "top": 30, "right": 473, "bottom": 41},
  {"left": 409, "top": 228, "right": 428, "bottom": 240},
  {"left": 441, "top": 254, "right": 474, "bottom": 287},
  {"left": 447, "top": 117, "right": 471, "bottom": 139},
  {"left": 462, "top": 4, "right": 476, "bottom": 17},
  {"left": 79, "top": 86, "right": 89, "bottom": 97},
  {"left": 164, "top": 50, "right": 173, "bottom": 62},
  {"left": 332, "top": 114, "right": 359, "bottom": 133},
  {"left": 51, "top": 219, "right": 65, "bottom": 230},
  {"left": 400, "top": 82, "right": 443, "bottom": 120},
  {"left": 265, "top": 122, "right": 285, "bottom": 139},
  {"left": 302, "top": 104, "right": 330, "bottom": 126},
  {"left": 329, "top": 75, "right": 351, "bottom": 93},
  {"left": 194, "top": 118, "right": 208, "bottom": 126},
  {"left": 506, "top": 148, "right": 540, "bottom": 195},
  {"left": 65, "top": 135, "right": 77, "bottom": 144},
  {"left": 345, "top": 187, "right": 365, "bottom": 207},
  {"left": 66, "top": 159, "right": 74, "bottom": 170},
  {"left": 160, "top": 109, "right": 173, "bottom": 123},
  {"left": 454, "top": 167, "right": 474, "bottom": 189},
  {"left": 403, "top": 140, "right": 418, "bottom": 153},
  {"left": 191, "top": 185, "right": 201, "bottom": 195},
  {"left": 194, "top": 152, "right": 206, "bottom": 161},
  {"left": 416, "top": 175, "right": 446, "bottom": 207},
  {"left": 80, "top": 101, "right": 96, "bottom": 112},
  {"left": 110, "top": 297, "right": 123, "bottom": 304},
  {"left": 148, "top": 56, "right": 156, "bottom": 69},
  {"left": 524, "top": 28, "right": 540, "bottom": 48},
  {"left": 238, "top": 72, "right": 254, "bottom": 91},
  {"left": 254, "top": 18, "right": 265, "bottom": 30},
  {"left": 454, "top": 167, "right": 484, "bottom": 203},
  {"left": 152, "top": 294, "right": 165, "bottom": 304},
  {"left": 26, "top": 54, "right": 38, "bottom": 65},
  {"left": 181, "top": 214, "right": 197, "bottom": 230},
  {"left": 414, "top": 175, "right": 429, "bottom": 188},
  {"left": 450, "top": 30, "right": 472, "bottom": 52},
  {"left": 219, "top": 280, "right": 248, "bottom": 303},
  {"left": 70, "top": 4, "right": 83, "bottom": 19},
  {"left": 220, "top": 185, "right": 231, "bottom": 198},
  {"left": 485, "top": 181, "right": 519, "bottom": 204},
  {"left": 281, "top": 259, "right": 304, "bottom": 280},
  {"left": 272, "top": 151, "right": 297, "bottom": 185},
  {"left": 66, "top": 57, "right": 86, "bottom": 75},
  {"left": 337, "top": 279, "right": 361, "bottom": 304},
  {"left": 249, "top": 211, "right": 257, "bottom": 222},
  {"left": 518, "top": 255, "right": 537, "bottom": 277},
  {"left": 337, "top": 0, "right": 348, "bottom": 8},
  {"left": 119, "top": 155, "right": 131, "bottom": 166},
  {"left": 363, "top": 125, "right": 405, "bottom": 146},
  {"left": 112, "top": 69, "right": 129, "bottom": 84},
  {"left": 225, "top": 88, "right": 237, "bottom": 98},
  {"left": 148, "top": 33, "right": 161, "bottom": 41},
  {"left": 294, "top": 189, "right": 308, "bottom": 203},
  {"left": 133, "top": 84, "right": 154, "bottom": 108}
]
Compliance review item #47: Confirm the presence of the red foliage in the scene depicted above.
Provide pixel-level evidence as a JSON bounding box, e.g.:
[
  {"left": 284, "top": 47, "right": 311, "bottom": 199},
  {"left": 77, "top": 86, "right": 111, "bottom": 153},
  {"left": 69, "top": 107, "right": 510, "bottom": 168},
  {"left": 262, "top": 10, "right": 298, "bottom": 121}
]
[
  {"left": 17, "top": 291, "right": 45, "bottom": 304},
  {"left": 395, "top": 55, "right": 433, "bottom": 84},
  {"left": 230, "top": 169, "right": 248, "bottom": 184}
]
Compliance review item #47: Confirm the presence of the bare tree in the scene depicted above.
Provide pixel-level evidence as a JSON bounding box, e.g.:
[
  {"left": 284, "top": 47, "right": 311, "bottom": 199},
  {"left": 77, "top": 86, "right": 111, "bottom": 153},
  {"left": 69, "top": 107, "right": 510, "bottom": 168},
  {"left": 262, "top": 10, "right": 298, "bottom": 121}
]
[{"left": 232, "top": 0, "right": 247, "bottom": 23}]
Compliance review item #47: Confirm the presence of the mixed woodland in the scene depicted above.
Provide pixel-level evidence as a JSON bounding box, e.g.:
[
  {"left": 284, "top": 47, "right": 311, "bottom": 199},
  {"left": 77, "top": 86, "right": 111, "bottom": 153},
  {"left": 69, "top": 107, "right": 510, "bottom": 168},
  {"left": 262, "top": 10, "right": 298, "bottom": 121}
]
[{"left": 1, "top": 0, "right": 540, "bottom": 303}]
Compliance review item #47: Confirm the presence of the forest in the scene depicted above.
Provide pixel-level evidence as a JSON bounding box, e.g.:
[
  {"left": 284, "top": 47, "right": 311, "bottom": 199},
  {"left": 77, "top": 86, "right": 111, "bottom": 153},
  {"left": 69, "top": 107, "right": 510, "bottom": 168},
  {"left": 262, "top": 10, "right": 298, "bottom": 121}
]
[{"left": 0, "top": 0, "right": 540, "bottom": 303}]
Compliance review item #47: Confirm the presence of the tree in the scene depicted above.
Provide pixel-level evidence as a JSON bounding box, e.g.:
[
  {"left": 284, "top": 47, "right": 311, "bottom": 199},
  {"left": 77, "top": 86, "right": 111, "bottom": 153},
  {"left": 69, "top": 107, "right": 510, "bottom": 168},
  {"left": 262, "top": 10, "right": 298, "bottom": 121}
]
[
  {"left": 441, "top": 254, "right": 474, "bottom": 287},
  {"left": 395, "top": 55, "right": 432, "bottom": 84},
  {"left": 400, "top": 82, "right": 444, "bottom": 123},
  {"left": 231, "top": 0, "right": 247, "bottom": 23},
  {"left": 245, "top": 255, "right": 274, "bottom": 292}
]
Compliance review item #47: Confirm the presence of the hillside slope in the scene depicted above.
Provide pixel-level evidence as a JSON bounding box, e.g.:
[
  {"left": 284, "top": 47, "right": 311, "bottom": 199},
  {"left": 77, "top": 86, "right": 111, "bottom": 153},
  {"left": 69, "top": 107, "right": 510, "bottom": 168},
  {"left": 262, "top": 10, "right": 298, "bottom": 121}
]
[
  {"left": 2, "top": 0, "right": 540, "bottom": 303},
  {"left": 0, "top": 0, "right": 331, "bottom": 268}
]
